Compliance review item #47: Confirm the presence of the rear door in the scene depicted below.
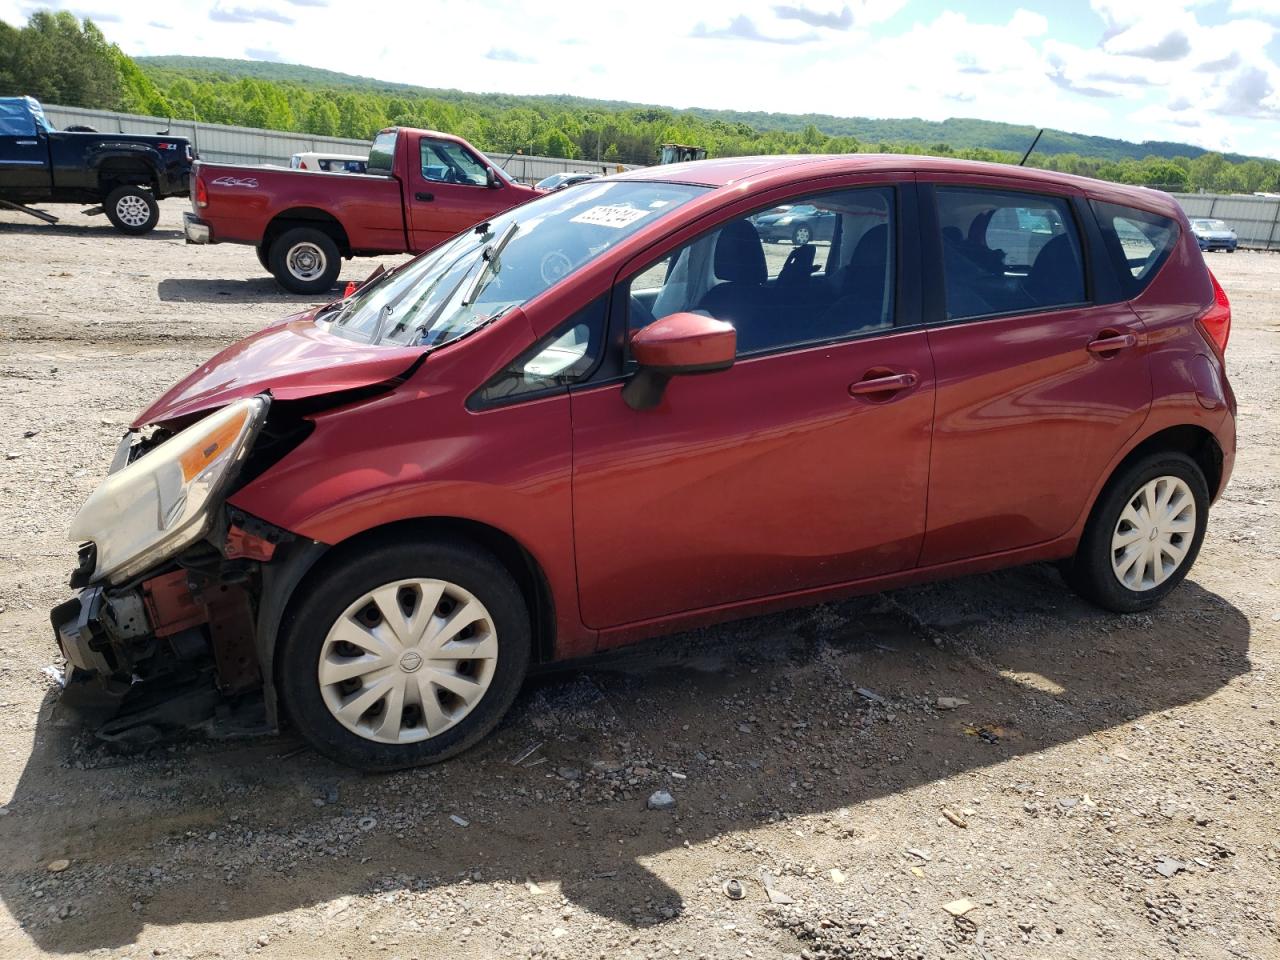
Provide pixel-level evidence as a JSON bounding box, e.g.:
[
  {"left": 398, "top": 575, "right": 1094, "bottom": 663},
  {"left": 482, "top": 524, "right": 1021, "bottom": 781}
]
[
  {"left": 917, "top": 177, "right": 1152, "bottom": 565},
  {"left": 0, "top": 99, "right": 50, "bottom": 193},
  {"left": 406, "top": 135, "right": 505, "bottom": 251},
  {"left": 570, "top": 178, "right": 936, "bottom": 634}
]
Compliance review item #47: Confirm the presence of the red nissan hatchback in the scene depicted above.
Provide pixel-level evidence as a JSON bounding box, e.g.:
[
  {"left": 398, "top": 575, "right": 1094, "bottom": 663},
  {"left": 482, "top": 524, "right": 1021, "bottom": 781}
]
[{"left": 52, "top": 155, "right": 1235, "bottom": 770}]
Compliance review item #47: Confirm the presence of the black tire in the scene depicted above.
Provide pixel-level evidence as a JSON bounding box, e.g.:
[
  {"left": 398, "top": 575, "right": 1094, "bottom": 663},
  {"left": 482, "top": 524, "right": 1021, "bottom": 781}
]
[
  {"left": 1065, "top": 452, "right": 1209, "bottom": 613},
  {"left": 792, "top": 223, "right": 812, "bottom": 246},
  {"left": 64, "top": 124, "right": 98, "bottom": 132},
  {"left": 268, "top": 226, "right": 341, "bottom": 294},
  {"left": 255, "top": 243, "right": 270, "bottom": 272},
  {"left": 277, "top": 539, "right": 531, "bottom": 772},
  {"left": 103, "top": 185, "right": 159, "bottom": 235}
]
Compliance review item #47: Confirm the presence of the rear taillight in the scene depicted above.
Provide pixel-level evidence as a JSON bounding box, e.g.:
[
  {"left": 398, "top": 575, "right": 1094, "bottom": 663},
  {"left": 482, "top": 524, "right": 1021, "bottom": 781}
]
[
  {"left": 194, "top": 175, "right": 208, "bottom": 208},
  {"left": 1196, "top": 270, "right": 1231, "bottom": 360}
]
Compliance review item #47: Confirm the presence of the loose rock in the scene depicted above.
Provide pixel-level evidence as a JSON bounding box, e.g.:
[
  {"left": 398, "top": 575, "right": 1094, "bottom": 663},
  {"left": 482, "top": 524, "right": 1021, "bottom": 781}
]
[{"left": 646, "top": 789, "right": 676, "bottom": 811}]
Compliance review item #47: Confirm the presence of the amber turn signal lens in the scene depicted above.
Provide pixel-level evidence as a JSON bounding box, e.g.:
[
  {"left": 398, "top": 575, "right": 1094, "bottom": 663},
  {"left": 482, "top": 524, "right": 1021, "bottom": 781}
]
[{"left": 178, "top": 406, "right": 249, "bottom": 482}]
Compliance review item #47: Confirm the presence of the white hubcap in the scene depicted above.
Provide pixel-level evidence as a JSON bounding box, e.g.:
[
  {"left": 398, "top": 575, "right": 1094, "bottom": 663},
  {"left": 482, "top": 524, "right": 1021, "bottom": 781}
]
[
  {"left": 318, "top": 578, "right": 498, "bottom": 744},
  {"left": 1111, "top": 476, "right": 1196, "bottom": 592},
  {"left": 287, "top": 242, "right": 327, "bottom": 281},
  {"left": 115, "top": 194, "right": 150, "bottom": 227}
]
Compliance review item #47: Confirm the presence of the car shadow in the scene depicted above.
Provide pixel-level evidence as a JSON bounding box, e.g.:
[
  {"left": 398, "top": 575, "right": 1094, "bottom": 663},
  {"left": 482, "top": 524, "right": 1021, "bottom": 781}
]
[
  {"left": 0, "top": 220, "right": 184, "bottom": 240},
  {"left": 156, "top": 278, "right": 333, "bottom": 304},
  {"left": 0, "top": 565, "right": 1251, "bottom": 953}
]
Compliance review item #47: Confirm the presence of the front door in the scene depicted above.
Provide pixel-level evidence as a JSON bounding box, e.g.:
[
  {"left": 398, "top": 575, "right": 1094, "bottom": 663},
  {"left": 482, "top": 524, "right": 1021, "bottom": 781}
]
[
  {"left": 569, "top": 183, "right": 936, "bottom": 632},
  {"left": 918, "top": 179, "right": 1153, "bottom": 565},
  {"left": 0, "top": 102, "right": 49, "bottom": 194},
  {"left": 406, "top": 135, "right": 506, "bottom": 252}
]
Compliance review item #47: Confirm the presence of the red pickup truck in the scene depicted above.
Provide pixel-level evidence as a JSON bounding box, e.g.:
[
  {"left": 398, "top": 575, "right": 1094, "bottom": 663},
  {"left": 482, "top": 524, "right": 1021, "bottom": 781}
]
[{"left": 183, "top": 127, "right": 542, "bottom": 292}]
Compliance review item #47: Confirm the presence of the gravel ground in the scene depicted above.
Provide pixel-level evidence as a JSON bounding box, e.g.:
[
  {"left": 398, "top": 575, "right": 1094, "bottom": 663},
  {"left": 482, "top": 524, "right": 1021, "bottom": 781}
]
[{"left": 0, "top": 200, "right": 1276, "bottom": 960}]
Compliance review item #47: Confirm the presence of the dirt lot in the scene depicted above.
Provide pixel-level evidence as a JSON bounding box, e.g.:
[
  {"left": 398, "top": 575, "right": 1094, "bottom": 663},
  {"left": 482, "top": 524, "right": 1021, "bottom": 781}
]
[{"left": 0, "top": 200, "right": 1277, "bottom": 960}]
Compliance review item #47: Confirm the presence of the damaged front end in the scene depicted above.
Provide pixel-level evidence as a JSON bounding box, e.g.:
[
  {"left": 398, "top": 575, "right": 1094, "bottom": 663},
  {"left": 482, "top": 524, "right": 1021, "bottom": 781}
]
[{"left": 48, "top": 395, "right": 322, "bottom": 744}]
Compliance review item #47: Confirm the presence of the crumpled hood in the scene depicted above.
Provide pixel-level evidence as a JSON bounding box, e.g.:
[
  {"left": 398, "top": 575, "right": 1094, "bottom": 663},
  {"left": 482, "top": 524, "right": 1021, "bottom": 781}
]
[{"left": 133, "top": 315, "right": 426, "bottom": 427}]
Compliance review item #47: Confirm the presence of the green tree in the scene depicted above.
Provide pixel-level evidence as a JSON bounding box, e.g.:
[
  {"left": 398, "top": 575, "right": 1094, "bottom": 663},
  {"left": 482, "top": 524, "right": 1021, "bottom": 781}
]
[
  {"left": 304, "top": 97, "right": 340, "bottom": 136},
  {"left": 540, "top": 128, "right": 575, "bottom": 159},
  {"left": 2, "top": 11, "right": 123, "bottom": 108}
]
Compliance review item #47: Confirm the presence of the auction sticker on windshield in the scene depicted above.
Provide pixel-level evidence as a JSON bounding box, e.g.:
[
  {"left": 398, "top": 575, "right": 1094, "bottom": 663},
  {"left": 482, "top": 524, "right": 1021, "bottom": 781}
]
[{"left": 570, "top": 205, "right": 651, "bottom": 228}]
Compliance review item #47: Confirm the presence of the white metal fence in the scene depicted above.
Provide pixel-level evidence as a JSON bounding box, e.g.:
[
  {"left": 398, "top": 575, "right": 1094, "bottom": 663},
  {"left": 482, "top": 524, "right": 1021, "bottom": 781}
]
[
  {"left": 40, "top": 103, "right": 638, "bottom": 184},
  {"left": 1172, "top": 193, "right": 1280, "bottom": 251}
]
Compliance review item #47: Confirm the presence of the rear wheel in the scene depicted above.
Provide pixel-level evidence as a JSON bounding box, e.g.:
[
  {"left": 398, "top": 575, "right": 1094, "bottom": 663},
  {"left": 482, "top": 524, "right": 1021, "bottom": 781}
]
[
  {"left": 268, "top": 226, "right": 341, "bottom": 294},
  {"left": 104, "top": 185, "right": 159, "bottom": 235},
  {"left": 792, "top": 224, "right": 812, "bottom": 246},
  {"left": 277, "top": 539, "right": 531, "bottom": 771},
  {"left": 255, "top": 243, "right": 270, "bottom": 272},
  {"left": 1065, "top": 452, "right": 1209, "bottom": 613}
]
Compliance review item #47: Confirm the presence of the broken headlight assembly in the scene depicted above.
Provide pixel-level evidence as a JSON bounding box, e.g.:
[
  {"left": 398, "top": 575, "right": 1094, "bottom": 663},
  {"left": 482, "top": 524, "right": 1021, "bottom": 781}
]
[{"left": 68, "top": 396, "right": 270, "bottom": 585}]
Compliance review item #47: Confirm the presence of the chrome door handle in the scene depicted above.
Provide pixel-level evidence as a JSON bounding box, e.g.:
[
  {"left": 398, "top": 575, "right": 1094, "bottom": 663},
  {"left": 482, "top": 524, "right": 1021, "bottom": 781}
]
[
  {"left": 849, "top": 372, "right": 917, "bottom": 396},
  {"left": 1087, "top": 333, "right": 1137, "bottom": 354}
]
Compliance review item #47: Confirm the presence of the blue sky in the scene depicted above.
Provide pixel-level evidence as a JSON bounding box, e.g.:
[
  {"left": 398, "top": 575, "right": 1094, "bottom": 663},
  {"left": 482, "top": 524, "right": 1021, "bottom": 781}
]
[{"left": 4, "top": 0, "right": 1279, "bottom": 157}]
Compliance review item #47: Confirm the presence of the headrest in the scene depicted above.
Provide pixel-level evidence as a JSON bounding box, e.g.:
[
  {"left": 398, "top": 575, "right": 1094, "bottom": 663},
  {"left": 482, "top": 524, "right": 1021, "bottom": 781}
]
[{"left": 713, "top": 219, "right": 767, "bottom": 285}]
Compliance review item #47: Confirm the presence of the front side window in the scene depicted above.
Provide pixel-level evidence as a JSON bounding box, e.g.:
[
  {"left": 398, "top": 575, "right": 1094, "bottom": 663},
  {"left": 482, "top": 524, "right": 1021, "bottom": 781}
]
[
  {"left": 626, "top": 186, "right": 896, "bottom": 356},
  {"left": 421, "top": 138, "right": 490, "bottom": 186},
  {"left": 322, "top": 180, "right": 708, "bottom": 348},
  {"left": 937, "top": 187, "right": 1086, "bottom": 321}
]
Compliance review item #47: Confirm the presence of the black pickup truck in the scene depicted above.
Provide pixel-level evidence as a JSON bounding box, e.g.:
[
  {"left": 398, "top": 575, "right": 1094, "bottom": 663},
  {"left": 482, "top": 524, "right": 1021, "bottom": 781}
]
[{"left": 0, "top": 96, "right": 193, "bottom": 234}]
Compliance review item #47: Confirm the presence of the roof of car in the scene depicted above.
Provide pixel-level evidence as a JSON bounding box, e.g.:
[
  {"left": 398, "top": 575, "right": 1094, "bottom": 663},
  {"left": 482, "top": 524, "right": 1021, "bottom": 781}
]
[{"left": 612, "top": 153, "right": 1183, "bottom": 217}]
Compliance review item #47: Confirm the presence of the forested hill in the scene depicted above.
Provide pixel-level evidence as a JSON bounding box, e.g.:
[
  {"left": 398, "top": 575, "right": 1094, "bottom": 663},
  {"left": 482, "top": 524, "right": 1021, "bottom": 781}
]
[
  {"left": 4, "top": 9, "right": 1275, "bottom": 194},
  {"left": 136, "top": 55, "right": 1246, "bottom": 166}
]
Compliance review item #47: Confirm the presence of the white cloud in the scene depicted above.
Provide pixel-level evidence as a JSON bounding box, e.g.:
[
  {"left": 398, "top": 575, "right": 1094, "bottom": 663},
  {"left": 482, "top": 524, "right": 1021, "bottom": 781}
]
[
  {"left": 1010, "top": 9, "right": 1049, "bottom": 38},
  {"left": 1228, "top": 0, "right": 1280, "bottom": 17},
  {"left": 0, "top": 0, "right": 1276, "bottom": 158}
]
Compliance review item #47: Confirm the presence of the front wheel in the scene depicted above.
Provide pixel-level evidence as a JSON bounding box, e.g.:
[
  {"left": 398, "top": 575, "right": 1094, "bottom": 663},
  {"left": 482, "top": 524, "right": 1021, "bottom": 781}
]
[
  {"left": 792, "top": 224, "right": 812, "bottom": 246},
  {"left": 255, "top": 243, "right": 270, "bottom": 272},
  {"left": 104, "top": 185, "right": 159, "bottom": 235},
  {"left": 268, "top": 227, "right": 341, "bottom": 294},
  {"left": 277, "top": 540, "right": 531, "bottom": 771},
  {"left": 1065, "top": 452, "right": 1209, "bottom": 613}
]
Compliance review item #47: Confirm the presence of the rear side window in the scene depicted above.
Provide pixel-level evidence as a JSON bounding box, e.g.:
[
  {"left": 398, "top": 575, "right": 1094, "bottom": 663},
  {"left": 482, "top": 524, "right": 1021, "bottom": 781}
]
[
  {"left": 367, "top": 130, "right": 397, "bottom": 174},
  {"left": 1091, "top": 200, "right": 1180, "bottom": 298},
  {"left": 936, "top": 187, "right": 1087, "bottom": 321},
  {"left": 0, "top": 99, "right": 37, "bottom": 136}
]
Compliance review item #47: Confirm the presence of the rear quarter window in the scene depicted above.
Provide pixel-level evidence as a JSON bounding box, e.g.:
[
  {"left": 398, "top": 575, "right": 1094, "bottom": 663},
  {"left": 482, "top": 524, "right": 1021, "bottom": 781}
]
[{"left": 1091, "top": 200, "right": 1180, "bottom": 299}]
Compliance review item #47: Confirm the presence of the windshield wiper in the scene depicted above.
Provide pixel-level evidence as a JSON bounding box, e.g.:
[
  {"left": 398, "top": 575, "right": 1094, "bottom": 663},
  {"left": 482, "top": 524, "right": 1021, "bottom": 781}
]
[
  {"left": 370, "top": 240, "right": 489, "bottom": 345},
  {"left": 461, "top": 221, "right": 519, "bottom": 307},
  {"left": 395, "top": 222, "right": 518, "bottom": 346}
]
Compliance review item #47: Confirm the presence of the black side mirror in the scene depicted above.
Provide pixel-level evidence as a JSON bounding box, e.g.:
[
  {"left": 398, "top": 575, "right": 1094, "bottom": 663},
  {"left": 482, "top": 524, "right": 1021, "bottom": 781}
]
[{"left": 486, "top": 167, "right": 502, "bottom": 189}]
